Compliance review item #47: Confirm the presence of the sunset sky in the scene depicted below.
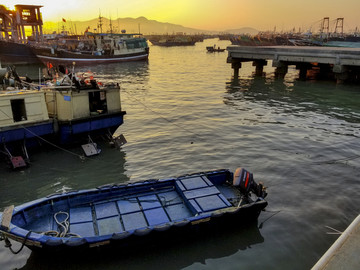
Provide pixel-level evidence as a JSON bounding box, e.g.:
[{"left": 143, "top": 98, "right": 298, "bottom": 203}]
[{"left": 2, "top": 0, "right": 360, "bottom": 32}]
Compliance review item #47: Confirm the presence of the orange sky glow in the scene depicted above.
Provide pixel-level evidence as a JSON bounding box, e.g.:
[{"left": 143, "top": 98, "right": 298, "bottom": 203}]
[{"left": 2, "top": 0, "right": 360, "bottom": 32}]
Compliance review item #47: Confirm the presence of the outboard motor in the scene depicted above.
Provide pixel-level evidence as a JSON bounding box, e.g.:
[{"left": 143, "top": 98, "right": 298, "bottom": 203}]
[{"left": 233, "top": 168, "right": 267, "bottom": 198}]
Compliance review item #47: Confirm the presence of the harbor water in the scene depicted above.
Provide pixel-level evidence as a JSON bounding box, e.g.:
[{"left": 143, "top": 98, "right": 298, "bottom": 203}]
[{"left": 1, "top": 38, "right": 360, "bottom": 269}]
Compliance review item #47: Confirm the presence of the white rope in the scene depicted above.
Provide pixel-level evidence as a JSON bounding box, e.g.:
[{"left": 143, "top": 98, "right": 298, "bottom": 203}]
[{"left": 42, "top": 211, "right": 81, "bottom": 238}]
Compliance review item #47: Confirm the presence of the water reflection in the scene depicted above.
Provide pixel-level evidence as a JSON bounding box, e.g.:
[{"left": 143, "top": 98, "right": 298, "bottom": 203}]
[
  {"left": 225, "top": 75, "right": 360, "bottom": 126},
  {"left": 2, "top": 38, "right": 360, "bottom": 270},
  {"left": 19, "top": 221, "right": 264, "bottom": 270},
  {"left": 78, "top": 61, "right": 150, "bottom": 79},
  {"left": 0, "top": 141, "right": 130, "bottom": 208}
]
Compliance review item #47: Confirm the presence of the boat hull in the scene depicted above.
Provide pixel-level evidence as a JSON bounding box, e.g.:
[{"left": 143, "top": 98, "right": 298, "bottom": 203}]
[
  {"left": 0, "top": 169, "right": 267, "bottom": 252},
  {"left": 150, "top": 40, "right": 196, "bottom": 46},
  {"left": 206, "top": 47, "right": 225, "bottom": 52},
  {"left": 33, "top": 47, "right": 149, "bottom": 65},
  {"left": 0, "top": 120, "right": 54, "bottom": 143},
  {"left": 56, "top": 111, "right": 126, "bottom": 144},
  {"left": 0, "top": 41, "right": 41, "bottom": 65}
]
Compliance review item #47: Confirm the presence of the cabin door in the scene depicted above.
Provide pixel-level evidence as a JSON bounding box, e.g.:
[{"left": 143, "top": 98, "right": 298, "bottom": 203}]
[
  {"left": 88, "top": 91, "right": 108, "bottom": 114},
  {"left": 11, "top": 99, "right": 27, "bottom": 122}
]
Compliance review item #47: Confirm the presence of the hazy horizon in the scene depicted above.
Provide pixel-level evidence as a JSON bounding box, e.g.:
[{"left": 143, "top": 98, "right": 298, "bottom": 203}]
[{"left": 2, "top": 0, "right": 360, "bottom": 32}]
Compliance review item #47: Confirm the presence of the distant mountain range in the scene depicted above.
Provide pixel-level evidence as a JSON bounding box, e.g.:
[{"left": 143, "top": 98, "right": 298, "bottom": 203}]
[{"left": 43, "top": 17, "right": 259, "bottom": 35}]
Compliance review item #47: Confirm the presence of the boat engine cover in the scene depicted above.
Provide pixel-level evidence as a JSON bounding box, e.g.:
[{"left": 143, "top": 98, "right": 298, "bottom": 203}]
[{"left": 233, "top": 168, "right": 253, "bottom": 194}]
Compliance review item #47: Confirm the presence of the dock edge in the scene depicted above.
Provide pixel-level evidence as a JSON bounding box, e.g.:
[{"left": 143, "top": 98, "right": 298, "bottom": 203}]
[{"left": 312, "top": 214, "right": 360, "bottom": 270}]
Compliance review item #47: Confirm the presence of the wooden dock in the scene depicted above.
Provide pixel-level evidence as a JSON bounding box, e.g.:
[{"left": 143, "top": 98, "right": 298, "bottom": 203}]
[{"left": 226, "top": 45, "right": 360, "bottom": 83}]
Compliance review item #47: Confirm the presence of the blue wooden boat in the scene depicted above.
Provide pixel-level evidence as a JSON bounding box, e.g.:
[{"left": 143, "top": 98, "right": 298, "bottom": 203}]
[{"left": 0, "top": 168, "right": 267, "bottom": 253}]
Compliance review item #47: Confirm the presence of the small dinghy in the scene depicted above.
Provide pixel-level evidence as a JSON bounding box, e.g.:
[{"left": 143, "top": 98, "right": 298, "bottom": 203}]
[
  {"left": 206, "top": 46, "right": 226, "bottom": 52},
  {"left": 0, "top": 168, "right": 267, "bottom": 252}
]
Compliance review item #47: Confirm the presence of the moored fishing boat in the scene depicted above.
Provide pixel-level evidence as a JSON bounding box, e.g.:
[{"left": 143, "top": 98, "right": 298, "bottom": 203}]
[
  {"left": 32, "top": 32, "right": 149, "bottom": 65},
  {"left": 0, "top": 86, "right": 54, "bottom": 168},
  {"left": 0, "top": 40, "right": 41, "bottom": 65},
  {"left": 0, "top": 65, "right": 126, "bottom": 167},
  {"left": 40, "top": 66, "right": 126, "bottom": 144},
  {"left": 148, "top": 34, "right": 196, "bottom": 46},
  {"left": 0, "top": 168, "right": 267, "bottom": 252}
]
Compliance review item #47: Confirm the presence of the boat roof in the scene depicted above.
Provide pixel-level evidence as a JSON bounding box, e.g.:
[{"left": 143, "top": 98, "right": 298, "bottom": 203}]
[
  {"left": 86, "top": 32, "right": 143, "bottom": 37},
  {"left": 0, "top": 89, "right": 42, "bottom": 96}
]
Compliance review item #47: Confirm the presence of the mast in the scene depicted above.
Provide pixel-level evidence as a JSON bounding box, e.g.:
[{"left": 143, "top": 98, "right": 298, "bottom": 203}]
[
  {"left": 117, "top": 9, "right": 120, "bottom": 34},
  {"left": 98, "top": 10, "right": 103, "bottom": 34},
  {"left": 110, "top": 17, "right": 113, "bottom": 34}
]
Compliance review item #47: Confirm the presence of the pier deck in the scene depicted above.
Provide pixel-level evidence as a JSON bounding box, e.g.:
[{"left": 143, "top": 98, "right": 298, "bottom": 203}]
[
  {"left": 312, "top": 215, "right": 360, "bottom": 270},
  {"left": 227, "top": 45, "right": 360, "bottom": 82}
]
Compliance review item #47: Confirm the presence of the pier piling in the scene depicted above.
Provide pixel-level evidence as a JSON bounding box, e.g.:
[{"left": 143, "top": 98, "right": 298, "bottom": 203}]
[
  {"left": 231, "top": 61, "right": 241, "bottom": 78},
  {"left": 273, "top": 60, "right": 288, "bottom": 79},
  {"left": 227, "top": 45, "right": 360, "bottom": 83},
  {"left": 252, "top": 60, "right": 267, "bottom": 76}
]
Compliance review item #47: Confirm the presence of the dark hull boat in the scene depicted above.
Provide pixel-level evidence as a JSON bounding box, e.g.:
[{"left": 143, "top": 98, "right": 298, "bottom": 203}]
[
  {"left": 0, "top": 40, "right": 40, "bottom": 65},
  {"left": 150, "top": 40, "right": 196, "bottom": 46},
  {"left": 148, "top": 35, "right": 197, "bottom": 47},
  {"left": 33, "top": 47, "right": 149, "bottom": 65},
  {"left": 0, "top": 168, "right": 267, "bottom": 252},
  {"left": 31, "top": 32, "right": 150, "bottom": 65},
  {"left": 0, "top": 5, "right": 43, "bottom": 65},
  {"left": 206, "top": 46, "right": 226, "bottom": 52}
]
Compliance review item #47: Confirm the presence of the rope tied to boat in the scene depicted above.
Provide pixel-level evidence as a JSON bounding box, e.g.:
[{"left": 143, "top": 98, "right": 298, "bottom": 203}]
[
  {"left": 2, "top": 230, "right": 32, "bottom": 254},
  {"left": 43, "top": 211, "right": 81, "bottom": 238},
  {"left": 0, "top": 232, "right": 5, "bottom": 241}
]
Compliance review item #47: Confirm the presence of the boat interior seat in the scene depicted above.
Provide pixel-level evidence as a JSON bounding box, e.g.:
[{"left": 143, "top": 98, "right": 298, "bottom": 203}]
[
  {"left": 68, "top": 188, "right": 194, "bottom": 236},
  {"left": 69, "top": 206, "right": 96, "bottom": 237},
  {"left": 176, "top": 176, "right": 232, "bottom": 214}
]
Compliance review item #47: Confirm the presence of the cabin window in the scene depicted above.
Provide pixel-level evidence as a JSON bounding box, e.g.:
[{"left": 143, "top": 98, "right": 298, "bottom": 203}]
[
  {"left": 126, "top": 42, "right": 134, "bottom": 49},
  {"left": 89, "top": 91, "right": 107, "bottom": 114},
  {"left": 11, "top": 99, "right": 27, "bottom": 122}
]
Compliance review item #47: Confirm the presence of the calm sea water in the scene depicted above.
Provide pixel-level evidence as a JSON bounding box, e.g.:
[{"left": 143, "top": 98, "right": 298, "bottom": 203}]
[{"left": 1, "top": 38, "right": 360, "bottom": 270}]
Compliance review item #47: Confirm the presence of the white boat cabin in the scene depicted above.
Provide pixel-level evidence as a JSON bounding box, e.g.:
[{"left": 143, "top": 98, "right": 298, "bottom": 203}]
[
  {"left": 0, "top": 90, "right": 50, "bottom": 128},
  {"left": 44, "top": 86, "right": 122, "bottom": 121}
]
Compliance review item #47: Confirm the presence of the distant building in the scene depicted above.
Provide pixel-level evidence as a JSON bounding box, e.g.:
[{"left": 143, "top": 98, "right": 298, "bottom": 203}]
[{"left": 0, "top": 4, "right": 43, "bottom": 43}]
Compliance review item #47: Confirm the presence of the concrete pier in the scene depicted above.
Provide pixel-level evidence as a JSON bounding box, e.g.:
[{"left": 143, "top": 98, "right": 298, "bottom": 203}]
[
  {"left": 227, "top": 45, "right": 360, "bottom": 83},
  {"left": 312, "top": 215, "right": 360, "bottom": 270}
]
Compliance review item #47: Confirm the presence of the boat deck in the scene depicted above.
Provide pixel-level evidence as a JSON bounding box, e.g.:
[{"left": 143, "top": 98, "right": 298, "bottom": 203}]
[{"left": 22, "top": 175, "right": 234, "bottom": 238}]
